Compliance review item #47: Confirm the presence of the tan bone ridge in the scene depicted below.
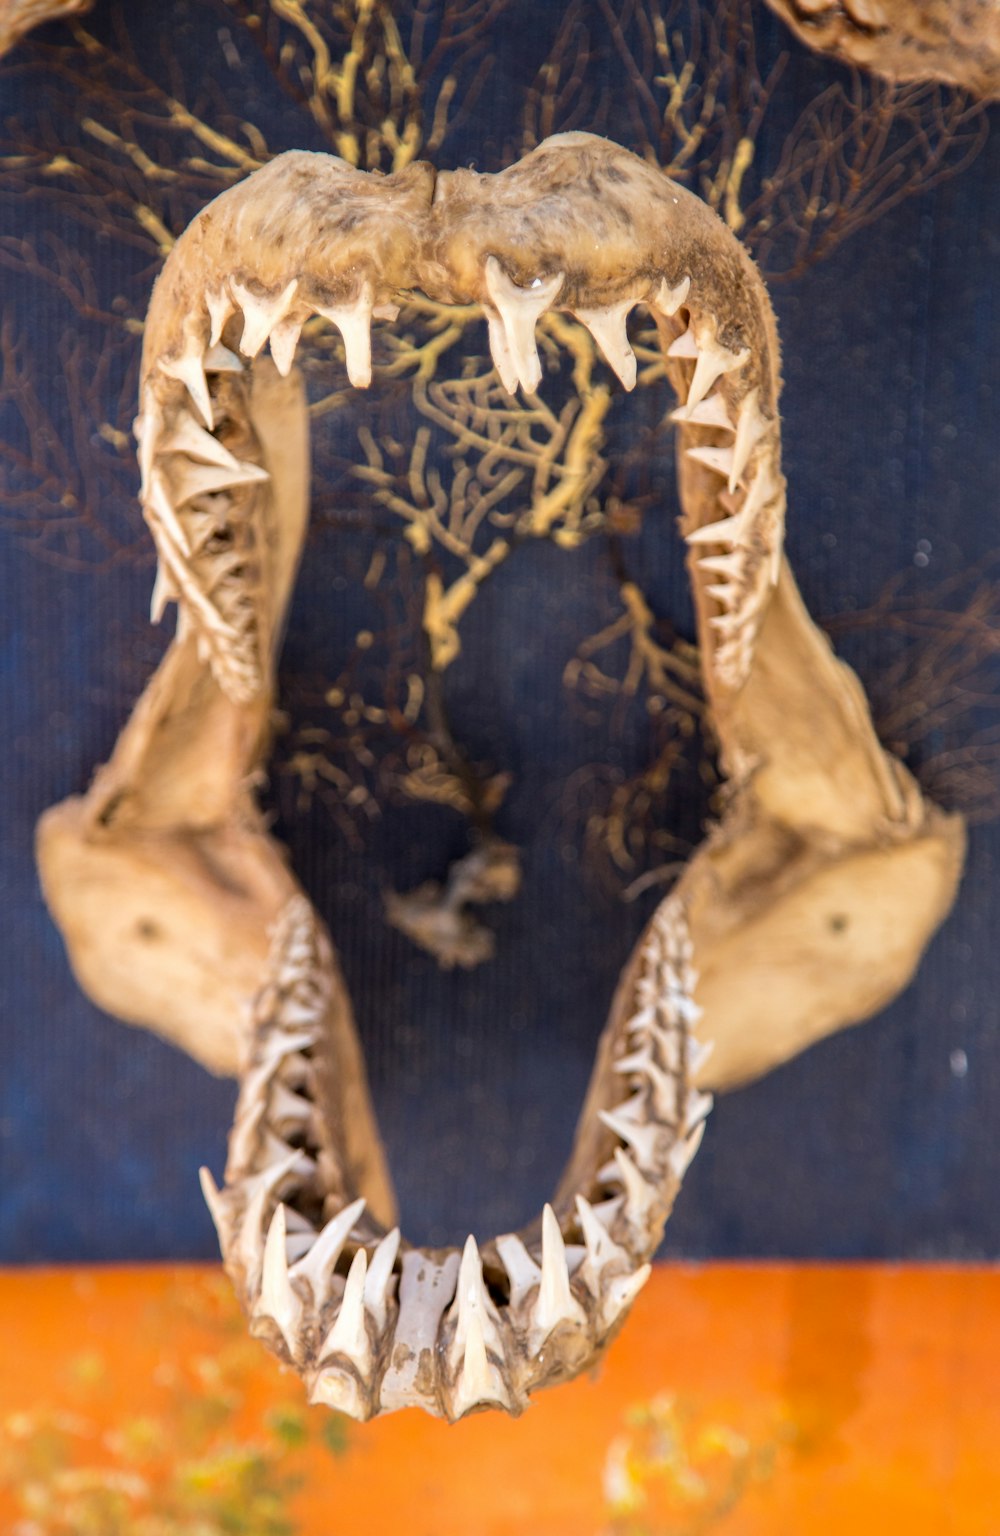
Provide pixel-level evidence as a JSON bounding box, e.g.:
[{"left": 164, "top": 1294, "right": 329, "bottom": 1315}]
[{"left": 37, "top": 134, "right": 964, "bottom": 1420}]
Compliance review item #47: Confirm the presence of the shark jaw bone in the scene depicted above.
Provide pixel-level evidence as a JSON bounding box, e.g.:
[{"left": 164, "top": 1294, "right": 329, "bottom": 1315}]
[
  {"left": 137, "top": 133, "right": 785, "bottom": 713},
  {"left": 203, "top": 891, "right": 707, "bottom": 1423}
]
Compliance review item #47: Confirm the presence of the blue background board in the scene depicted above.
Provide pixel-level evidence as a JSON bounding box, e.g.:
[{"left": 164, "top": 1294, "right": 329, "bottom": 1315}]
[{"left": 0, "top": 0, "right": 997, "bottom": 1261}]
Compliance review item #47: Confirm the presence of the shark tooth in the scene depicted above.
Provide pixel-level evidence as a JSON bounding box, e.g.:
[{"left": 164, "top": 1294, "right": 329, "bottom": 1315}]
[
  {"left": 668, "top": 1119, "right": 706, "bottom": 1181},
  {"left": 495, "top": 1232, "right": 542, "bottom": 1310},
  {"left": 232, "top": 278, "right": 299, "bottom": 360},
  {"left": 134, "top": 387, "right": 161, "bottom": 490},
  {"left": 169, "top": 456, "right": 268, "bottom": 505},
  {"left": 670, "top": 391, "right": 732, "bottom": 429},
  {"left": 149, "top": 561, "right": 177, "bottom": 624},
  {"left": 685, "top": 1088, "right": 714, "bottom": 1128},
  {"left": 206, "top": 285, "right": 235, "bottom": 348},
  {"left": 652, "top": 275, "right": 691, "bottom": 317},
  {"left": 483, "top": 257, "right": 564, "bottom": 395},
  {"left": 686, "top": 444, "right": 736, "bottom": 480},
  {"left": 614, "top": 1050, "right": 679, "bottom": 1122},
  {"left": 601, "top": 1263, "right": 651, "bottom": 1331},
  {"left": 146, "top": 469, "right": 190, "bottom": 555},
  {"left": 574, "top": 1194, "right": 629, "bottom": 1297},
  {"left": 450, "top": 1309, "right": 511, "bottom": 1418},
  {"left": 697, "top": 551, "right": 745, "bottom": 580},
  {"left": 689, "top": 1039, "right": 715, "bottom": 1077},
  {"left": 203, "top": 343, "right": 245, "bottom": 373},
  {"left": 269, "top": 315, "right": 304, "bottom": 378},
  {"left": 533, "top": 1205, "right": 587, "bottom": 1339},
  {"left": 447, "top": 1234, "right": 504, "bottom": 1366},
  {"left": 266, "top": 1078, "right": 312, "bottom": 1137},
  {"left": 199, "top": 1166, "right": 229, "bottom": 1245},
  {"left": 687, "top": 337, "right": 750, "bottom": 411},
  {"left": 486, "top": 311, "right": 519, "bottom": 394},
  {"left": 255, "top": 1204, "right": 303, "bottom": 1354},
  {"left": 363, "top": 1227, "right": 401, "bottom": 1333},
  {"left": 160, "top": 340, "right": 214, "bottom": 430},
  {"left": 730, "top": 387, "right": 768, "bottom": 492},
  {"left": 316, "top": 281, "right": 375, "bottom": 388},
  {"left": 572, "top": 298, "right": 638, "bottom": 390},
  {"left": 320, "top": 1245, "right": 371, "bottom": 1374},
  {"left": 160, "top": 412, "right": 242, "bottom": 472},
  {"left": 667, "top": 325, "right": 699, "bottom": 359},
  {"left": 707, "top": 582, "right": 741, "bottom": 608},
  {"left": 598, "top": 1092, "right": 663, "bottom": 1169},
  {"left": 289, "top": 1195, "right": 366, "bottom": 1310},
  {"left": 612, "top": 1146, "right": 660, "bottom": 1224}
]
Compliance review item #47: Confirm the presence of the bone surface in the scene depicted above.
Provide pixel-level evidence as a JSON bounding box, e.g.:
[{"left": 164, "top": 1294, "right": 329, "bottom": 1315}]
[{"left": 38, "top": 132, "right": 964, "bottom": 1422}]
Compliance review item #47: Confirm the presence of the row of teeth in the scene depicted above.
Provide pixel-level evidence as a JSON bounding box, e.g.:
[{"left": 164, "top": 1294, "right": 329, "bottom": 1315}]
[
  {"left": 200, "top": 894, "right": 711, "bottom": 1421},
  {"left": 136, "top": 259, "right": 783, "bottom": 701}
]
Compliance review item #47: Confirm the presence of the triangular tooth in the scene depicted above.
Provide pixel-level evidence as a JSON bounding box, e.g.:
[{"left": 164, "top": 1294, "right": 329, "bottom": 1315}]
[
  {"left": 617, "top": 1051, "right": 679, "bottom": 1122},
  {"left": 285, "top": 1231, "right": 315, "bottom": 1264},
  {"left": 707, "top": 582, "right": 740, "bottom": 609},
  {"left": 688, "top": 340, "right": 751, "bottom": 411},
  {"left": 534, "top": 1205, "right": 587, "bottom": 1337},
  {"left": 686, "top": 509, "right": 750, "bottom": 549},
  {"left": 572, "top": 299, "right": 637, "bottom": 390},
  {"left": 290, "top": 1196, "right": 366, "bottom": 1308},
  {"left": 146, "top": 469, "right": 190, "bottom": 555},
  {"left": 256, "top": 1204, "right": 303, "bottom": 1354},
  {"left": 266, "top": 1079, "right": 311, "bottom": 1136},
  {"left": 170, "top": 456, "right": 269, "bottom": 504},
  {"left": 309, "top": 1364, "right": 367, "bottom": 1420},
  {"left": 685, "top": 1089, "right": 714, "bottom": 1128},
  {"left": 199, "top": 1166, "right": 228, "bottom": 1245},
  {"left": 598, "top": 1094, "right": 661, "bottom": 1169},
  {"left": 316, "top": 281, "right": 374, "bottom": 388},
  {"left": 232, "top": 278, "right": 299, "bottom": 360},
  {"left": 686, "top": 445, "right": 736, "bottom": 480},
  {"left": 373, "top": 301, "right": 400, "bottom": 321},
  {"left": 652, "top": 275, "right": 690, "bottom": 317},
  {"left": 447, "top": 1234, "right": 503, "bottom": 1365},
  {"left": 612, "top": 1147, "right": 659, "bottom": 1221},
  {"left": 626, "top": 1004, "right": 657, "bottom": 1036},
  {"left": 730, "top": 387, "right": 768, "bottom": 492},
  {"left": 206, "top": 285, "right": 234, "bottom": 348},
  {"left": 482, "top": 257, "right": 563, "bottom": 395},
  {"left": 204, "top": 343, "right": 245, "bottom": 373},
  {"left": 149, "top": 561, "right": 177, "bottom": 624},
  {"left": 667, "top": 325, "right": 699, "bottom": 359},
  {"left": 363, "top": 1227, "right": 401, "bottom": 1333},
  {"left": 160, "top": 342, "right": 213, "bottom": 430},
  {"left": 161, "top": 413, "right": 241, "bottom": 471},
  {"left": 486, "top": 311, "right": 519, "bottom": 394},
  {"left": 451, "top": 1310, "right": 510, "bottom": 1418},
  {"left": 575, "top": 1194, "right": 629, "bottom": 1296},
  {"left": 269, "top": 315, "right": 304, "bottom": 378},
  {"left": 669, "top": 391, "right": 732, "bottom": 429},
  {"left": 495, "top": 1232, "right": 542, "bottom": 1310},
  {"left": 689, "top": 1038, "right": 715, "bottom": 1077},
  {"left": 134, "top": 387, "right": 161, "bottom": 490},
  {"left": 697, "top": 552, "right": 744, "bottom": 580},
  {"left": 668, "top": 1119, "right": 706, "bottom": 1181},
  {"left": 601, "top": 1263, "right": 651, "bottom": 1331},
  {"left": 711, "top": 610, "right": 744, "bottom": 636},
  {"left": 613, "top": 1045, "right": 654, "bottom": 1079},
  {"left": 320, "top": 1246, "right": 371, "bottom": 1373}
]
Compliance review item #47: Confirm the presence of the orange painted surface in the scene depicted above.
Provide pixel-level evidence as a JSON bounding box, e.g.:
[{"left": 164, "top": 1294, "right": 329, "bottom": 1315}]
[{"left": 0, "top": 1264, "right": 997, "bottom": 1534}]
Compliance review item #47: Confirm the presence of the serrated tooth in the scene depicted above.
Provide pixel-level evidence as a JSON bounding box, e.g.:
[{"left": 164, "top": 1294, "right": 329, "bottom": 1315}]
[
  {"left": 668, "top": 1119, "right": 706, "bottom": 1181},
  {"left": 309, "top": 1364, "right": 367, "bottom": 1420},
  {"left": 199, "top": 1166, "right": 228, "bottom": 1245},
  {"left": 575, "top": 1195, "right": 629, "bottom": 1297},
  {"left": 495, "top": 1232, "right": 542, "bottom": 1310},
  {"left": 256, "top": 1204, "right": 303, "bottom": 1353},
  {"left": 685, "top": 1088, "right": 714, "bottom": 1128},
  {"left": 486, "top": 312, "right": 519, "bottom": 394},
  {"left": 447, "top": 1235, "right": 503, "bottom": 1367},
  {"left": 601, "top": 1263, "right": 651, "bottom": 1331},
  {"left": 149, "top": 561, "right": 177, "bottom": 624},
  {"left": 686, "top": 445, "right": 736, "bottom": 480},
  {"left": 269, "top": 315, "right": 303, "bottom": 378},
  {"left": 206, "top": 285, "right": 235, "bottom": 348},
  {"left": 572, "top": 298, "right": 637, "bottom": 390},
  {"left": 232, "top": 278, "right": 299, "bottom": 360},
  {"left": 146, "top": 469, "right": 190, "bottom": 555},
  {"left": 667, "top": 325, "right": 699, "bottom": 359},
  {"left": 363, "top": 1227, "right": 400, "bottom": 1333},
  {"left": 161, "top": 412, "right": 241, "bottom": 471},
  {"left": 170, "top": 456, "right": 269, "bottom": 505},
  {"left": 315, "top": 281, "right": 374, "bottom": 388},
  {"left": 688, "top": 338, "right": 750, "bottom": 411},
  {"left": 599, "top": 1093, "right": 662, "bottom": 1169},
  {"left": 612, "top": 1146, "right": 659, "bottom": 1222},
  {"left": 697, "top": 551, "right": 744, "bottom": 580},
  {"left": 534, "top": 1205, "right": 587, "bottom": 1338},
  {"left": 450, "top": 1310, "right": 511, "bottom": 1418},
  {"left": 669, "top": 392, "right": 732, "bottom": 429},
  {"left": 289, "top": 1196, "right": 366, "bottom": 1308},
  {"left": 204, "top": 343, "right": 244, "bottom": 373},
  {"left": 160, "top": 341, "right": 213, "bottom": 430},
  {"left": 730, "top": 387, "right": 768, "bottom": 493},
  {"left": 652, "top": 275, "right": 691, "bottom": 317},
  {"left": 483, "top": 257, "right": 563, "bottom": 395},
  {"left": 320, "top": 1246, "right": 371, "bottom": 1373}
]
